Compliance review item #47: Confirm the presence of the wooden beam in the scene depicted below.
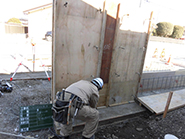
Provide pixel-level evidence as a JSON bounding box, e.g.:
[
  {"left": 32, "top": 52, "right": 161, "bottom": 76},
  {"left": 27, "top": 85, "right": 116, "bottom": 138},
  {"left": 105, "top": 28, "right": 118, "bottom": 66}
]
[
  {"left": 105, "top": 3, "right": 120, "bottom": 106},
  {"left": 97, "top": 0, "right": 107, "bottom": 77},
  {"left": 163, "top": 91, "right": 173, "bottom": 118},
  {"left": 27, "top": 6, "right": 52, "bottom": 14},
  {"left": 135, "top": 11, "right": 153, "bottom": 98},
  {"left": 100, "top": 2, "right": 120, "bottom": 84},
  {"left": 52, "top": 0, "right": 57, "bottom": 103},
  {"left": 0, "top": 131, "right": 36, "bottom": 139}
]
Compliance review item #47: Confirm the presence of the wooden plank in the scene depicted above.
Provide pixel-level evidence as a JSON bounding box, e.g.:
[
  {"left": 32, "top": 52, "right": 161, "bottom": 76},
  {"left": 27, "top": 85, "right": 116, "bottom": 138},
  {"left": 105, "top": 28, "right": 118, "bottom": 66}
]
[
  {"left": 136, "top": 11, "right": 153, "bottom": 97},
  {"left": 138, "top": 89, "right": 185, "bottom": 114},
  {"left": 52, "top": 0, "right": 56, "bottom": 102},
  {"left": 100, "top": 14, "right": 116, "bottom": 83},
  {"left": 97, "top": 1, "right": 106, "bottom": 77},
  {"left": 100, "top": 2, "right": 119, "bottom": 83},
  {"left": 163, "top": 91, "right": 173, "bottom": 118},
  {"left": 0, "top": 131, "right": 36, "bottom": 139}
]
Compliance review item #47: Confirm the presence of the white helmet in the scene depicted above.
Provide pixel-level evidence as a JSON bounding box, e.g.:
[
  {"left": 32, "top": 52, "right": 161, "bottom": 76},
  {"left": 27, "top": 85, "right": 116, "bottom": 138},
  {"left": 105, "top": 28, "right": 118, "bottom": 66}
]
[{"left": 91, "top": 78, "right": 104, "bottom": 90}]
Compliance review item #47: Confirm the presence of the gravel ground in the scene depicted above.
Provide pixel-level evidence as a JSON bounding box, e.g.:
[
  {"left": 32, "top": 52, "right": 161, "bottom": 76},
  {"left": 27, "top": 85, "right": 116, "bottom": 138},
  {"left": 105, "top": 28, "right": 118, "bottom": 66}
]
[
  {"left": 0, "top": 79, "right": 185, "bottom": 139},
  {"left": 0, "top": 79, "right": 52, "bottom": 139}
]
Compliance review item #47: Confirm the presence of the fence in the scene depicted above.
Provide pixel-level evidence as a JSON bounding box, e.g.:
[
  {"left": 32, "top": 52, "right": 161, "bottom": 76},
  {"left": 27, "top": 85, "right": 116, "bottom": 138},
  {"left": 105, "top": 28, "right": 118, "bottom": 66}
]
[{"left": 139, "top": 75, "right": 185, "bottom": 92}]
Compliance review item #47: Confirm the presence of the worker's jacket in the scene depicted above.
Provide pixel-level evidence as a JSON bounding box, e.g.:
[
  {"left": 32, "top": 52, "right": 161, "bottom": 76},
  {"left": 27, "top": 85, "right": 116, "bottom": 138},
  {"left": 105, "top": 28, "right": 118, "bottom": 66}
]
[{"left": 66, "top": 80, "right": 99, "bottom": 108}]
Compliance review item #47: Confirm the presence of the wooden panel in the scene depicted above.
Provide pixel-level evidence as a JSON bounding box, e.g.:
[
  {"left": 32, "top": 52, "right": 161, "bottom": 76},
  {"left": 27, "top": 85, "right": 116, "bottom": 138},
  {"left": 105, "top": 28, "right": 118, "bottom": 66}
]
[
  {"left": 106, "top": 7, "right": 151, "bottom": 105},
  {"left": 108, "top": 81, "right": 138, "bottom": 105},
  {"left": 138, "top": 89, "right": 185, "bottom": 114},
  {"left": 100, "top": 1, "right": 119, "bottom": 84},
  {"left": 100, "top": 15, "right": 116, "bottom": 83},
  {"left": 54, "top": 0, "right": 103, "bottom": 91},
  {"left": 98, "top": 84, "right": 108, "bottom": 106},
  {"left": 61, "top": 0, "right": 104, "bottom": 19},
  {"left": 53, "top": 0, "right": 149, "bottom": 107},
  {"left": 108, "top": 30, "right": 147, "bottom": 105}
]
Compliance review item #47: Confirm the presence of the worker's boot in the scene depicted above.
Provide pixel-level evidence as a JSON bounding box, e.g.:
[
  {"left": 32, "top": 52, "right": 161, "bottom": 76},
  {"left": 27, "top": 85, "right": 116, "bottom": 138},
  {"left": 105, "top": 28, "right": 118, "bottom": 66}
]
[
  {"left": 62, "top": 136, "right": 70, "bottom": 139},
  {"left": 82, "top": 135, "right": 95, "bottom": 139}
]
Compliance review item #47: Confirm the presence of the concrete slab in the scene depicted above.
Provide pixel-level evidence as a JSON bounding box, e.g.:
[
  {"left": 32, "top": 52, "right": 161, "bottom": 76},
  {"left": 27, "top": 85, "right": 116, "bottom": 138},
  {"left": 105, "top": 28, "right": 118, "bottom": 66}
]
[
  {"left": 73, "top": 102, "right": 146, "bottom": 126},
  {"left": 71, "top": 102, "right": 146, "bottom": 133},
  {"left": 98, "top": 102, "right": 146, "bottom": 122}
]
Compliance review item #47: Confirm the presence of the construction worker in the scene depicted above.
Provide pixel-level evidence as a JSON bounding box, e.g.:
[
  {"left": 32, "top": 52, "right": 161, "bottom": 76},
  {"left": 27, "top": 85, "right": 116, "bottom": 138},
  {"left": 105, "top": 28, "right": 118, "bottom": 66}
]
[{"left": 56, "top": 78, "right": 104, "bottom": 139}]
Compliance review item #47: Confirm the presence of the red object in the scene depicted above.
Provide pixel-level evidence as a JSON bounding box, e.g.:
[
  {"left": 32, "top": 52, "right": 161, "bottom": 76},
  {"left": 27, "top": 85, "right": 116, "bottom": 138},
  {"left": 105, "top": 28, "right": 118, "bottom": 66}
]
[
  {"left": 31, "top": 43, "right": 36, "bottom": 46},
  {"left": 10, "top": 77, "right": 13, "bottom": 81},
  {"left": 165, "top": 55, "right": 172, "bottom": 65}
]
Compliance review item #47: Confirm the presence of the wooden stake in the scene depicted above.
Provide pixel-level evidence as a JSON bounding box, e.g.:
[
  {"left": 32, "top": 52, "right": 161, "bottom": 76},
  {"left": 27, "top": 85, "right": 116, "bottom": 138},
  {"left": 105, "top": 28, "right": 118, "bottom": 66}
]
[
  {"left": 163, "top": 91, "right": 173, "bottom": 118},
  {"left": 135, "top": 11, "right": 153, "bottom": 98}
]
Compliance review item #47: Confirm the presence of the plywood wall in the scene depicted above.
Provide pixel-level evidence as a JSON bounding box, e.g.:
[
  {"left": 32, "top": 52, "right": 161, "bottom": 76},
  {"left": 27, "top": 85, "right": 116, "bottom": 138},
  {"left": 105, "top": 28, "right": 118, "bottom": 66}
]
[
  {"left": 53, "top": 0, "right": 104, "bottom": 92},
  {"left": 108, "top": 31, "right": 147, "bottom": 105},
  {"left": 52, "top": 0, "right": 150, "bottom": 107}
]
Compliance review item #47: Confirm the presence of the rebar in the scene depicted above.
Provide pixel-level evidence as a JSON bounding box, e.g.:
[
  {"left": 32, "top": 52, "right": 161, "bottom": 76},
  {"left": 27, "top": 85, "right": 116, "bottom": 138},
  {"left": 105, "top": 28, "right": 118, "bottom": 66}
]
[{"left": 139, "top": 75, "right": 185, "bottom": 92}]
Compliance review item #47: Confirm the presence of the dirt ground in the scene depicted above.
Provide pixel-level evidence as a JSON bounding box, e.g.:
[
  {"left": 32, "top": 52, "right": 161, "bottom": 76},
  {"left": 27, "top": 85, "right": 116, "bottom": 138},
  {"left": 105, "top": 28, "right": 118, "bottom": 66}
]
[{"left": 0, "top": 79, "right": 185, "bottom": 139}]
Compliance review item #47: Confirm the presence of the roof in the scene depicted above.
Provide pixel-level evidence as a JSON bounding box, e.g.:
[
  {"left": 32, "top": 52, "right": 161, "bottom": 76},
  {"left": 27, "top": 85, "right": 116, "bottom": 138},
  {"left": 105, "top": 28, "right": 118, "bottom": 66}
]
[
  {"left": 23, "top": 3, "right": 52, "bottom": 15},
  {"left": 5, "top": 18, "right": 28, "bottom": 27}
]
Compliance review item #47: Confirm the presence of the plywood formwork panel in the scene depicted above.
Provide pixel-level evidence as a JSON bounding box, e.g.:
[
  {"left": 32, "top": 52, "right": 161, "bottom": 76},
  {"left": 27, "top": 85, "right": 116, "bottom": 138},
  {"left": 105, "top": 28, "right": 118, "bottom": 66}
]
[
  {"left": 98, "top": 84, "right": 108, "bottom": 106},
  {"left": 108, "top": 30, "right": 147, "bottom": 105},
  {"left": 53, "top": 0, "right": 150, "bottom": 106},
  {"left": 54, "top": 0, "right": 103, "bottom": 92},
  {"left": 108, "top": 81, "right": 138, "bottom": 105}
]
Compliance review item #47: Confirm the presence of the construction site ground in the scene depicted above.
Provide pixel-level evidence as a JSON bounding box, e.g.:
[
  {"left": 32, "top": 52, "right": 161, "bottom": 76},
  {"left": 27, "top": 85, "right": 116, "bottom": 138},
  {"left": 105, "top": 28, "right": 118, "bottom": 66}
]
[{"left": 0, "top": 72, "right": 185, "bottom": 139}]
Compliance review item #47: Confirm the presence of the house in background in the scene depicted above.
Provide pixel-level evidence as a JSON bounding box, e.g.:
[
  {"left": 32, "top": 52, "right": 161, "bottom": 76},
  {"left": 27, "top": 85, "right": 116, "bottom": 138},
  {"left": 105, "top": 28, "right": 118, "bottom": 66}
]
[
  {"left": 20, "top": 18, "right": 28, "bottom": 34},
  {"left": 5, "top": 19, "right": 28, "bottom": 34},
  {"left": 23, "top": 3, "right": 52, "bottom": 39},
  {"left": 0, "top": 18, "right": 28, "bottom": 35}
]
